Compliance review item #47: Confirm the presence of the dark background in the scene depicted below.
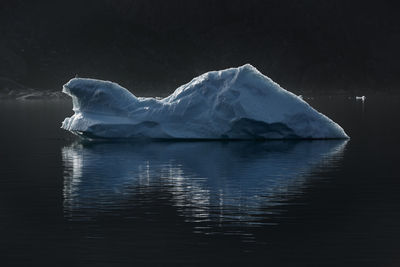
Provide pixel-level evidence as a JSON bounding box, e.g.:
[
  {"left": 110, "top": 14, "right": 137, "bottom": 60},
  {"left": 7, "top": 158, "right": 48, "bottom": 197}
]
[{"left": 1, "top": 0, "right": 399, "bottom": 96}]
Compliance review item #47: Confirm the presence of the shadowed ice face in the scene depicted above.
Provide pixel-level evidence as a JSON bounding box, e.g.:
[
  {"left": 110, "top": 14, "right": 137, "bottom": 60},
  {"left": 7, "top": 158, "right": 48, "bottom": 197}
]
[{"left": 63, "top": 78, "right": 139, "bottom": 115}]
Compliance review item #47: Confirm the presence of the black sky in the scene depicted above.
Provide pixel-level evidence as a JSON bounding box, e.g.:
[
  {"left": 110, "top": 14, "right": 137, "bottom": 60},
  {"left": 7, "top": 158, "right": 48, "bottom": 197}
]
[{"left": 1, "top": 0, "right": 399, "bottom": 95}]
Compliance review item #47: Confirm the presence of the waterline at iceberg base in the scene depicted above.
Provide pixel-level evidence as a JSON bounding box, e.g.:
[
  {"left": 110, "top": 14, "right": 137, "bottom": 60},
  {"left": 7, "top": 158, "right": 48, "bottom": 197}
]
[{"left": 61, "top": 64, "right": 349, "bottom": 140}]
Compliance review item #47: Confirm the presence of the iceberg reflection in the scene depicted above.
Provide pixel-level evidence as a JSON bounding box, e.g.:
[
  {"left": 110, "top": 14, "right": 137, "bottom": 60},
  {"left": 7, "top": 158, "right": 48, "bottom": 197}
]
[{"left": 62, "top": 140, "right": 347, "bottom": 226}]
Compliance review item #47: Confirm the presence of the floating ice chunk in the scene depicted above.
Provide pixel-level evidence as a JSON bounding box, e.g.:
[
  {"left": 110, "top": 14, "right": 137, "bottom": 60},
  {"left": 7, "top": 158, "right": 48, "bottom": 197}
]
[
  {"left": 61, "top": 64, "right": 349, "bottom": 139},
  {"left": 356, "top": 96, "right": 366, "bottom": 102}
]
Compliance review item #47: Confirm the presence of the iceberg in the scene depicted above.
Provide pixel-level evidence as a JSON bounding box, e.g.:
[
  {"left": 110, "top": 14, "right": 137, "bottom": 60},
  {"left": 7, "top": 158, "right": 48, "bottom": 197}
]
[{"left": 61, "top": 64, "right": 349, "bottom": 139}]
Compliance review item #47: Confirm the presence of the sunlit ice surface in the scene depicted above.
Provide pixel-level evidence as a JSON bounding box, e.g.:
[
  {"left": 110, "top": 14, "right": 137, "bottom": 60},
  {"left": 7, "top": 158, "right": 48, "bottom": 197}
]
[
  {"left": 61, "top": 65, "right": 349, "bottom": 139},
  {"left": 62, "top": 140, "right": 347, "bottom": 236}
]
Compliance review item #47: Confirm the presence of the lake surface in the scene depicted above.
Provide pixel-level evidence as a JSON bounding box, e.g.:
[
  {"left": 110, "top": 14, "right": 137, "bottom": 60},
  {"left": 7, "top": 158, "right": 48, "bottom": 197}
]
[{"left": 1, "top": 94, "right": 400, "bottom": 266}]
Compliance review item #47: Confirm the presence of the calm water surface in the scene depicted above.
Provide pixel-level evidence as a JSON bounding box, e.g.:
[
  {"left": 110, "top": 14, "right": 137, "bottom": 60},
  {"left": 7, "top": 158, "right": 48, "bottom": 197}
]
[{"left": 1, "top": 94, "right": 400, "bottom": 266}]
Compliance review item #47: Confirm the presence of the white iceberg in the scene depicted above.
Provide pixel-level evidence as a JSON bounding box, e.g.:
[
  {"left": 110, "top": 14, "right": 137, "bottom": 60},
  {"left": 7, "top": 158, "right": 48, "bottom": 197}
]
[{"left": 61, "top": 64, "right": 349, "bottom": 139}]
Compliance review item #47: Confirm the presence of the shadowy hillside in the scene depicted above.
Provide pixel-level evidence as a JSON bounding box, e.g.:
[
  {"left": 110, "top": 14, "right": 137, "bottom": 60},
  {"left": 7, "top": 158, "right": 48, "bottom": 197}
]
[{"left": 1, "top": 0, "right": 399, "bottom": 95}]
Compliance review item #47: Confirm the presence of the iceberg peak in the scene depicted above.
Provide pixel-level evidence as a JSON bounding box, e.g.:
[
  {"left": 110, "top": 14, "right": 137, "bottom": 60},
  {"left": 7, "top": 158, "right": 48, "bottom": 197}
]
[{"left": 61, "top": 64, "right": 349, "bottom": 140}]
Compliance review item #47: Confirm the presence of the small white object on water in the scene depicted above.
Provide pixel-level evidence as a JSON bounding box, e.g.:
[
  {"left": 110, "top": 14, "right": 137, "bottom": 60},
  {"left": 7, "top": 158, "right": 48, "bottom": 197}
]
[{"left": 356, "top": 96, "right": 366, "bottom": 101}]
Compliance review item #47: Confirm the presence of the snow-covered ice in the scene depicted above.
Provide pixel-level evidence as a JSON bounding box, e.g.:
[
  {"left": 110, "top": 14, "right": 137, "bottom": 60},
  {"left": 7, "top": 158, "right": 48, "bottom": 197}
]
[{"left": 61, "top": 64, "right": 349, "bottom": 139}]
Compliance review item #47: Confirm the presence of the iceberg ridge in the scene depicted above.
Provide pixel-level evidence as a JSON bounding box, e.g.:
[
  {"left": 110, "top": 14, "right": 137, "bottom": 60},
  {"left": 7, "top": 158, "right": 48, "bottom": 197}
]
[{"left": 61, "top": 64, "right": 349, "bottom": 139}]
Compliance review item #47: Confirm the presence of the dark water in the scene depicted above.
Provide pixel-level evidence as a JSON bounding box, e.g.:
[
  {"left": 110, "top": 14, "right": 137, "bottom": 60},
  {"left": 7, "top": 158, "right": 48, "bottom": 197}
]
[{"left": 1, "top": 94, "right": 400, "bottom": 266}]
